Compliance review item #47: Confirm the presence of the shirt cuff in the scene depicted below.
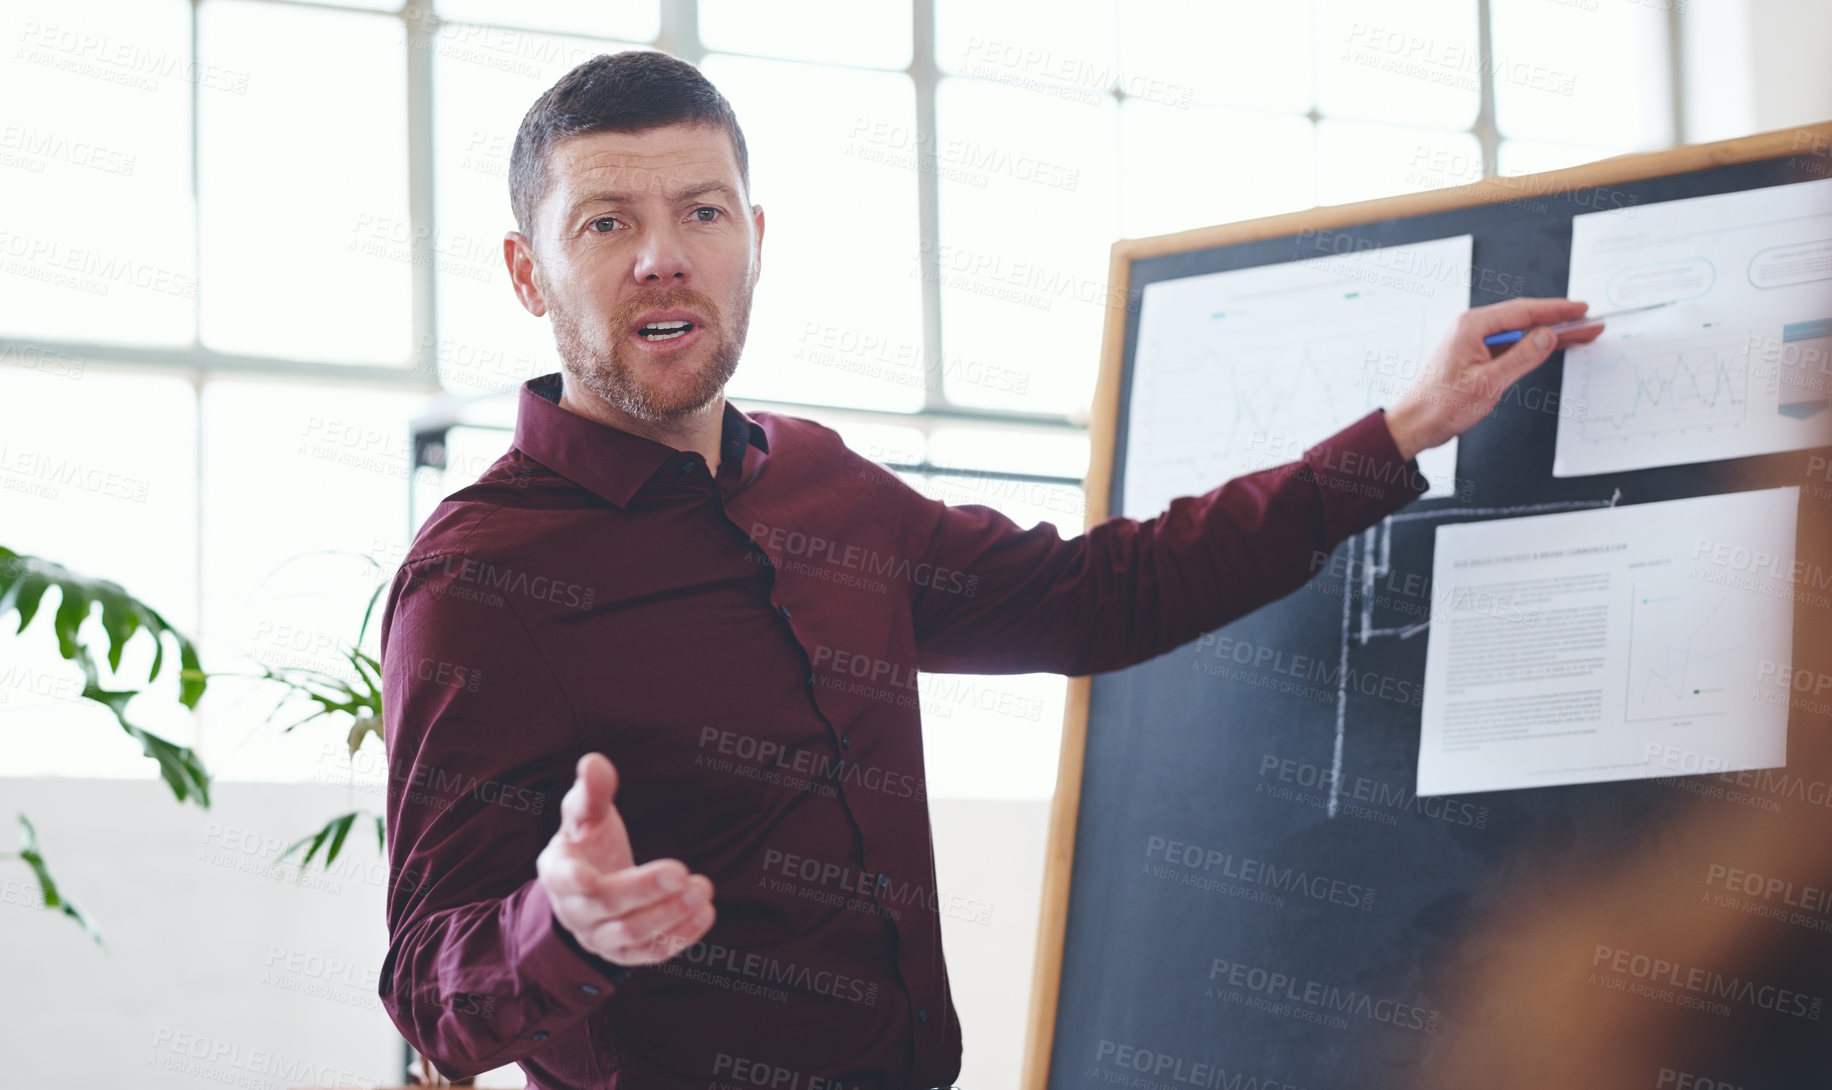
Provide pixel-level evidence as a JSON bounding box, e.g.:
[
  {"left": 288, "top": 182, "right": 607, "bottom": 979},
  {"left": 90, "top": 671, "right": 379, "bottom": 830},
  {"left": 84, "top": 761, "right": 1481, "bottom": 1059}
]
[
  {"left": 514, "top": 878, "right": 635, "bottom": 1005},
  {"left": 1299, "top": 409, "right": 1431, "bottom": 540}
]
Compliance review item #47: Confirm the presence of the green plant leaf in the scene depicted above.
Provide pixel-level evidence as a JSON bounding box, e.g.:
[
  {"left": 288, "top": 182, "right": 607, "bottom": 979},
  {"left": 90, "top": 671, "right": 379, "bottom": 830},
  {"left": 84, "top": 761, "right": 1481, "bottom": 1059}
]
[
  {"left": 3, "top": 813, "right": 106, "bottom": 950},
  {"left": 78, "top": 680, "right": 212, "bottom": 808},
  {"left": 0, "top": 548, "right": 212, "bottom": 799},
  {"left": 281, "top": 811, "right": 359, "bottom": 871},
  {"left": 324, "top": 811, "right": 354, "bottom": 863}
]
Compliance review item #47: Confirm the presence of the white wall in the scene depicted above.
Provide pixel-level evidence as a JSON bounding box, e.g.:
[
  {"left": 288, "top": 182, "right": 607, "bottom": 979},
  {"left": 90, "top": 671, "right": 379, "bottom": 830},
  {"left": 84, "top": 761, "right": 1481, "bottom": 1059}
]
[
  {"left": 1684, "top": 0, "right": 1832, "bottom": 141},
  {"left": 0, "top": 777, "right": 401, "bottom": 1088},
  {"left": 0, "top": 777, "right": 1049, "bottom": 1089}
]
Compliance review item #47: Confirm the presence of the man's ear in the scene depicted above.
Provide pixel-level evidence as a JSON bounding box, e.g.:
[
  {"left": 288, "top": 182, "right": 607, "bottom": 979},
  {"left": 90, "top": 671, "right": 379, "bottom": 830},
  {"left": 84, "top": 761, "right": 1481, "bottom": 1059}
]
[
  {"left": 504, "top": 230, "right": 547, "bottom": 318},
  {"left": 751, "top": 204, "right": 765, "bottom": 283}
]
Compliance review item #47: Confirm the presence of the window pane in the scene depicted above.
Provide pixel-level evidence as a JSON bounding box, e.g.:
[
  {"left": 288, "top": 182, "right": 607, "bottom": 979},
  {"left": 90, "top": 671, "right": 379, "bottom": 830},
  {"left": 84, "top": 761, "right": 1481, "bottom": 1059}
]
[
  {"left": 1118, "top": 0, "right": 1311, "bottom": 113},
  {"left": 703, "top": 55, "right": 925, "bottom": 412},
  {"left": 198, "top": 378, "right": 429, "bottom": 781},
  {"left": 1316, "top": 0, "right": 1480, "bottom": 130},
  {"left": 1679, "top": 2, "right": 1755, "bottom": 144},
  {"left": 432, "top": 0, "right": 659, "bottom": 41},
  {"left": 926, "top": 426, "right": 1089, "bottom": 484},
  {"left": 0, "top": 0, "right": 194, "bottom": 346},
  {"left": 936, "top": 0, "right": 1116, "bottom": 92},
  {"left": 1491, "top": 0, "right": 1672, "bottom": 147},
  {"left": 433, "top": 29, "right": 639, "bottom": 396},
  {"left": 934, "top": 77, "right": 1116, "bottom": 417},
  {"left": 1120, "top": 102, "right": 1314, "bottom": 239},
  {"left": 920, "top": 667, "right": 1067, "bottom": 799},
  {"left": 1497, "top": 138, "right": 1635, "bottom": 178},
  {"left": 199, "top": 1, "right": 410, "bottom": 363},
  {"left": 701, "top": 0, "right": 911, "bottom": 69},
  {"left": 1316, "top": 119, "right": 1481, "bottom": 206},
  {"left": 0, "top": 369, "right": 198, "bottom": 780}
]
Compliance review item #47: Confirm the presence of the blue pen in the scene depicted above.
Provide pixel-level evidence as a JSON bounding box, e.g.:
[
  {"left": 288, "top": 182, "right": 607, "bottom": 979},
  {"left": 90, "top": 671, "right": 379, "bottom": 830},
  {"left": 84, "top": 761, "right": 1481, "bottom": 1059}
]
[{"left": 1482, "top": 300, "right": 1676, "bottom": 347}]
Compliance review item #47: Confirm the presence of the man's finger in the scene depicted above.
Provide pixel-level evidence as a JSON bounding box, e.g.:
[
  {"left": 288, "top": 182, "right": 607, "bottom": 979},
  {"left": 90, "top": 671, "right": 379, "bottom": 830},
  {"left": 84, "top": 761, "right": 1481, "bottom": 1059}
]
[
  {"left": 596, "top": 858, "right": 697, "bottom": 918},
  {"left": 588, "top": 877, "right": 714, "bottom": 954},
  {"left": 1463, "top": 297, "right": 1590, "bottom": 339},
  {"left": 1489, "top": 313, "right": 1611, "bottom": 386},
  {"left": 560, "top": 752, "right": 619, "bottom": 842},
  {"left": 599, "top": 900, "right": 717, "bottom": 965},
  {"left": 1489, "top": 324, "right": 1563, "bottom": 386},
  {"left": 1555, "top": 322, "right": 1607, "bottom": 347}
]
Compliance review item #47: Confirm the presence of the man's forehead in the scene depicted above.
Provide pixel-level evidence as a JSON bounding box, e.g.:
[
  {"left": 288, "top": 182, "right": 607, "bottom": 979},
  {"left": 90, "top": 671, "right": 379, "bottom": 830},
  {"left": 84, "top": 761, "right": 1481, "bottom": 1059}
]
[{"left": 550, "top": 126, "right": 739, "bottom": 200}]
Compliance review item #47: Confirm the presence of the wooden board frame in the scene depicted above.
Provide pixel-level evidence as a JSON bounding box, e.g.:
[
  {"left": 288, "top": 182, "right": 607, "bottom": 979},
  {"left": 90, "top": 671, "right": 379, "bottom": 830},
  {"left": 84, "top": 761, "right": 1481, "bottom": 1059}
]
[{"left": 1018, "top": 119, "right": 1832, "bottom": 1090}]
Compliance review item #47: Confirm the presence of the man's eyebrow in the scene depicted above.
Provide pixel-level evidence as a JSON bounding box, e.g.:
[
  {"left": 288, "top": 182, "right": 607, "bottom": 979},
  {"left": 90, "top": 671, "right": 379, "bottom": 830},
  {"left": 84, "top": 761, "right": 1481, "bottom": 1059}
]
[{"left": 564, "top": 182, "right": 743, "bottom": 222}]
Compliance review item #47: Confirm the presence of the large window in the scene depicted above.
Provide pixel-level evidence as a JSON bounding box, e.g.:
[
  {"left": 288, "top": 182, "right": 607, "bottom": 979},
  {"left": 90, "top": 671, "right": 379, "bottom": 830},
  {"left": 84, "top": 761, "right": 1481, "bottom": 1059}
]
[{"left": 2, "top": 0, "right": 1692, "bottom": 800}]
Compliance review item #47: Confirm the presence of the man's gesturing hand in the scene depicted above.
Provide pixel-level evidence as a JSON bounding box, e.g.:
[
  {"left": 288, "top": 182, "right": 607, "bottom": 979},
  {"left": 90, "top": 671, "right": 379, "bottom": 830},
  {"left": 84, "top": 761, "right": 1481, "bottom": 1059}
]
[
  {"left": 537, "top": 752, "right": 715, "bottom": 966},
  {"left": 1384, "top": 296, "right": 1607, "bottom": 461}
]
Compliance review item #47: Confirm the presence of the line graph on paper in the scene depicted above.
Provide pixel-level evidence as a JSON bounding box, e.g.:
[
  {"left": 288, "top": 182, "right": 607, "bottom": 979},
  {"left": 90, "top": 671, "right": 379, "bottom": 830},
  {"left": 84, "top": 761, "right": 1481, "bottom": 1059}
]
[
  {"left": 1623, "top": 581, "right": 1739, "bottom": 722},
  {"left": 1575, "top": 333, "right": 1752, "bottom": 442},
  {"left": 1131, "top": 310, "right": 1431, "bottom": 498},
  {"left": 1121, "top": 260, "right": 1467, "bottom": 520}
]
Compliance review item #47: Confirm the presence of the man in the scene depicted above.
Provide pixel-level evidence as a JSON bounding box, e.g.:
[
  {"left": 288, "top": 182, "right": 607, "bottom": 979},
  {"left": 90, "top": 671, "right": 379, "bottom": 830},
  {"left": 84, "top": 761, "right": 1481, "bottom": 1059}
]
[{"left": 377, "top": 49, "right": 1601, "bottom": 1090}]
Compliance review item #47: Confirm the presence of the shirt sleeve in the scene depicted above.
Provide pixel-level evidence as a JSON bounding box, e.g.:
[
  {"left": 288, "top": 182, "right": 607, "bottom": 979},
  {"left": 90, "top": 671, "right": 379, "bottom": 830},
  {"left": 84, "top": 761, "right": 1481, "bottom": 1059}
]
[
  {"left": 900, "top": 409, "right": 1430, "bottom": 676},
  {"left": 377, "top": 551, "right": 633, "bottom": 1081}
]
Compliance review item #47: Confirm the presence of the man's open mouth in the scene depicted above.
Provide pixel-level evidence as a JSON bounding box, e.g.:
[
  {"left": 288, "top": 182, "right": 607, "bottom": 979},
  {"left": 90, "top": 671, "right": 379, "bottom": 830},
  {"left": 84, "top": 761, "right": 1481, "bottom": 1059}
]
[{"left": 637, "top": 320, "right": 695, "bottom": 342}]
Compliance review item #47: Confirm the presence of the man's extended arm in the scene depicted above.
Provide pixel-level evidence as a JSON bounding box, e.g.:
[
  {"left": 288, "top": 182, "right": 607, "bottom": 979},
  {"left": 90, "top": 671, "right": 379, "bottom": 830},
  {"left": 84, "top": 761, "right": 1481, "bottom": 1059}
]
[
  {"left": 899, "top": 409, "right": 1426, "bottom": 677},
  {"left": 897, "top": 297, "right": 1602, "bottom": 677},
  {"left": 377, "top": 554, "right": 627, "bottom": 1080}
]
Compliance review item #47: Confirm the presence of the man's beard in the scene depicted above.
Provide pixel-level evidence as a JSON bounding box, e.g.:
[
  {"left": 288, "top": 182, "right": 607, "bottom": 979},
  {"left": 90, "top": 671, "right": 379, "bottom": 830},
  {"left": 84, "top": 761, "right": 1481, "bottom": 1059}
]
[{"left": 550, "top": 281, "right": 751, "bottom": 423}]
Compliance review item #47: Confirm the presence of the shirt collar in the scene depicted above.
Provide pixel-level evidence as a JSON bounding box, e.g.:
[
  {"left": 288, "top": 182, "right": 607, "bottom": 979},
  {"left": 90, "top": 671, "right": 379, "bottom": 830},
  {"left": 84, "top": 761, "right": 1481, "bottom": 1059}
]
[{"left": 512, "top": 372, "right": 769, "bottom": 508}]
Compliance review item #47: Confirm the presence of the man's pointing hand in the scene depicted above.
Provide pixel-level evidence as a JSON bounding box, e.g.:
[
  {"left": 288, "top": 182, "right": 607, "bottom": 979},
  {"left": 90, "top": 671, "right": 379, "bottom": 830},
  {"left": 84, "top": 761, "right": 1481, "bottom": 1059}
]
[
  {"left": 1384, "top": 296, "right": 1607, "bottom": 461},
  {"left": 537, "top": 752, "right": 716, "bottom": 966}
]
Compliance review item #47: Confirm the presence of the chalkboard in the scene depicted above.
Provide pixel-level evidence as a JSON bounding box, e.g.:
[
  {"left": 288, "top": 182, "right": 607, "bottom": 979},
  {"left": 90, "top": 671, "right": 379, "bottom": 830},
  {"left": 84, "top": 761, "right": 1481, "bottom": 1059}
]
[{"left": 1024, "top": 124, "right": 1832, "bottom": 1090}]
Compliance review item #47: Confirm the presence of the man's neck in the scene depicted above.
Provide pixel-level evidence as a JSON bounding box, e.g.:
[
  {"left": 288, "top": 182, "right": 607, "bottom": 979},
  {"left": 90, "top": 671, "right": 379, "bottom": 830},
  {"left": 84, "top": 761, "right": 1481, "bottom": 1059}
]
[{"left": 556, "top": 372, "right": 726, "bottom": 475}]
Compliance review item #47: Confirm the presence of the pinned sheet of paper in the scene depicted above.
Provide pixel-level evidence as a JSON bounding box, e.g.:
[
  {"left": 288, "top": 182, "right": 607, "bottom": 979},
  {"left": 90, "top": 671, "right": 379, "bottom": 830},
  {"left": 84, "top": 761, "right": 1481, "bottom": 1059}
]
[
  {"left": 1122, "top": 235, "right": 1472, "bottom": 520},
  {"left": 1554, "top": 176, "right": 1832, "bottom": 477},
  {"left": 1417, "top": 486, "right": 1799, "bottom": 796}
]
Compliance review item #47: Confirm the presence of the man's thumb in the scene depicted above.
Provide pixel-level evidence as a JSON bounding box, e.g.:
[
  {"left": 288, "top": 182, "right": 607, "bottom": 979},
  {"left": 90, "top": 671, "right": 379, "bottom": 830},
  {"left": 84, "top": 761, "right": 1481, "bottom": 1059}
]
[
  {"left": 565, "top": 752, "right": 619, "bottom": 837},
  {"left": 1494, "top": 325, "right": 1557, "bottom": 380}
]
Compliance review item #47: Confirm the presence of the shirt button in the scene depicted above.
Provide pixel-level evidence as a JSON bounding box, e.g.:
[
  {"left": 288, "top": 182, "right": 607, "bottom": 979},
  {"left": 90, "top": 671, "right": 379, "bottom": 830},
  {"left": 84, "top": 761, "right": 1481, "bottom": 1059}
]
[
  {"left": 840, "top": 734, "right": 850, "bottom": 750},
  {"left": 681, "top": 461, "right": 697, "bottom": 476},
  {"left": 778, "top": 604, "right": 791, "bottom": 619},
  {"left": 877, "top": 873, "right": 889, "bottom": 888},
  {"left": 918, "top": 1007, "right": 928, "bottom": 1025},
  {"left": 532, "top": 1030, "right": 549, "bottom": 1041},
  {"left": 580, "top": 983, "right": 600, "bottom": 996}
]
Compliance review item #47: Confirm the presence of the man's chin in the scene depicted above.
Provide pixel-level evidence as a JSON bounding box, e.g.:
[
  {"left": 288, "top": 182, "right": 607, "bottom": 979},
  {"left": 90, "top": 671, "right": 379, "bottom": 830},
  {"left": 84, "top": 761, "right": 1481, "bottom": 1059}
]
[{"left": 589, "top": 364, "right": 724, "bottom": 422}]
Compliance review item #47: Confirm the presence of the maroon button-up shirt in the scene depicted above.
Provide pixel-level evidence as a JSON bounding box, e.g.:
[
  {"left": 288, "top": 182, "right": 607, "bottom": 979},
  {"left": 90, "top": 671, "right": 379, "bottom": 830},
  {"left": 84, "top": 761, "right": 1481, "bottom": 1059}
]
[{"left": 378, "top": 372, "right": 1427, "bottom": 1089}]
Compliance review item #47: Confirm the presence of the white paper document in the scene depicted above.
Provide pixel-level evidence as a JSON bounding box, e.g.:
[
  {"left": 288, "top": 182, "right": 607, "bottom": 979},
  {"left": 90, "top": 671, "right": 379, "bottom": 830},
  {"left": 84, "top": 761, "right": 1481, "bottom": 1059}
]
[
  {"left": 1122, "top": 235, "right": 1473, "bottom": 520},
  {"left": 1418, "top": 486, "right": 1799, "bottom": 796},
  {"left": 1554, "top": 176, "right": 1832, "bottom": 477}
]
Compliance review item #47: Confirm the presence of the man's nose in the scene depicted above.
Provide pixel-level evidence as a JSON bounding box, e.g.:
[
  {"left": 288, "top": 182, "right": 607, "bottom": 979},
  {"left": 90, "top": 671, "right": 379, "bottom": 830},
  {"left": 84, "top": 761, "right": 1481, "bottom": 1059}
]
[{"left": 632, "top": 221, "right": 691, "bottom": 282}]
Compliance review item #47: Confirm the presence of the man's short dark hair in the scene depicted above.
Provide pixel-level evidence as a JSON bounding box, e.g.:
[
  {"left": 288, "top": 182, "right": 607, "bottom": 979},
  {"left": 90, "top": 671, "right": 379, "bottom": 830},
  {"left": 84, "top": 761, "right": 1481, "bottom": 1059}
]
[{"left": 508, "top": 50, "right": 750, "bottom": 238}]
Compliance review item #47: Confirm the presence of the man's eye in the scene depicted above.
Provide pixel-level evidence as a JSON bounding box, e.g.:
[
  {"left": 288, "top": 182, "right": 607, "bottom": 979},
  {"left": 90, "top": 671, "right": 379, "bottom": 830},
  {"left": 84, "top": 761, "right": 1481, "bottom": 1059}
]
[
  {"left": 590, "top": 216, "right": 621, "bottom": 232},
  {"left": 692, "top": 207, "right": 719, "bottom": 222}
]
